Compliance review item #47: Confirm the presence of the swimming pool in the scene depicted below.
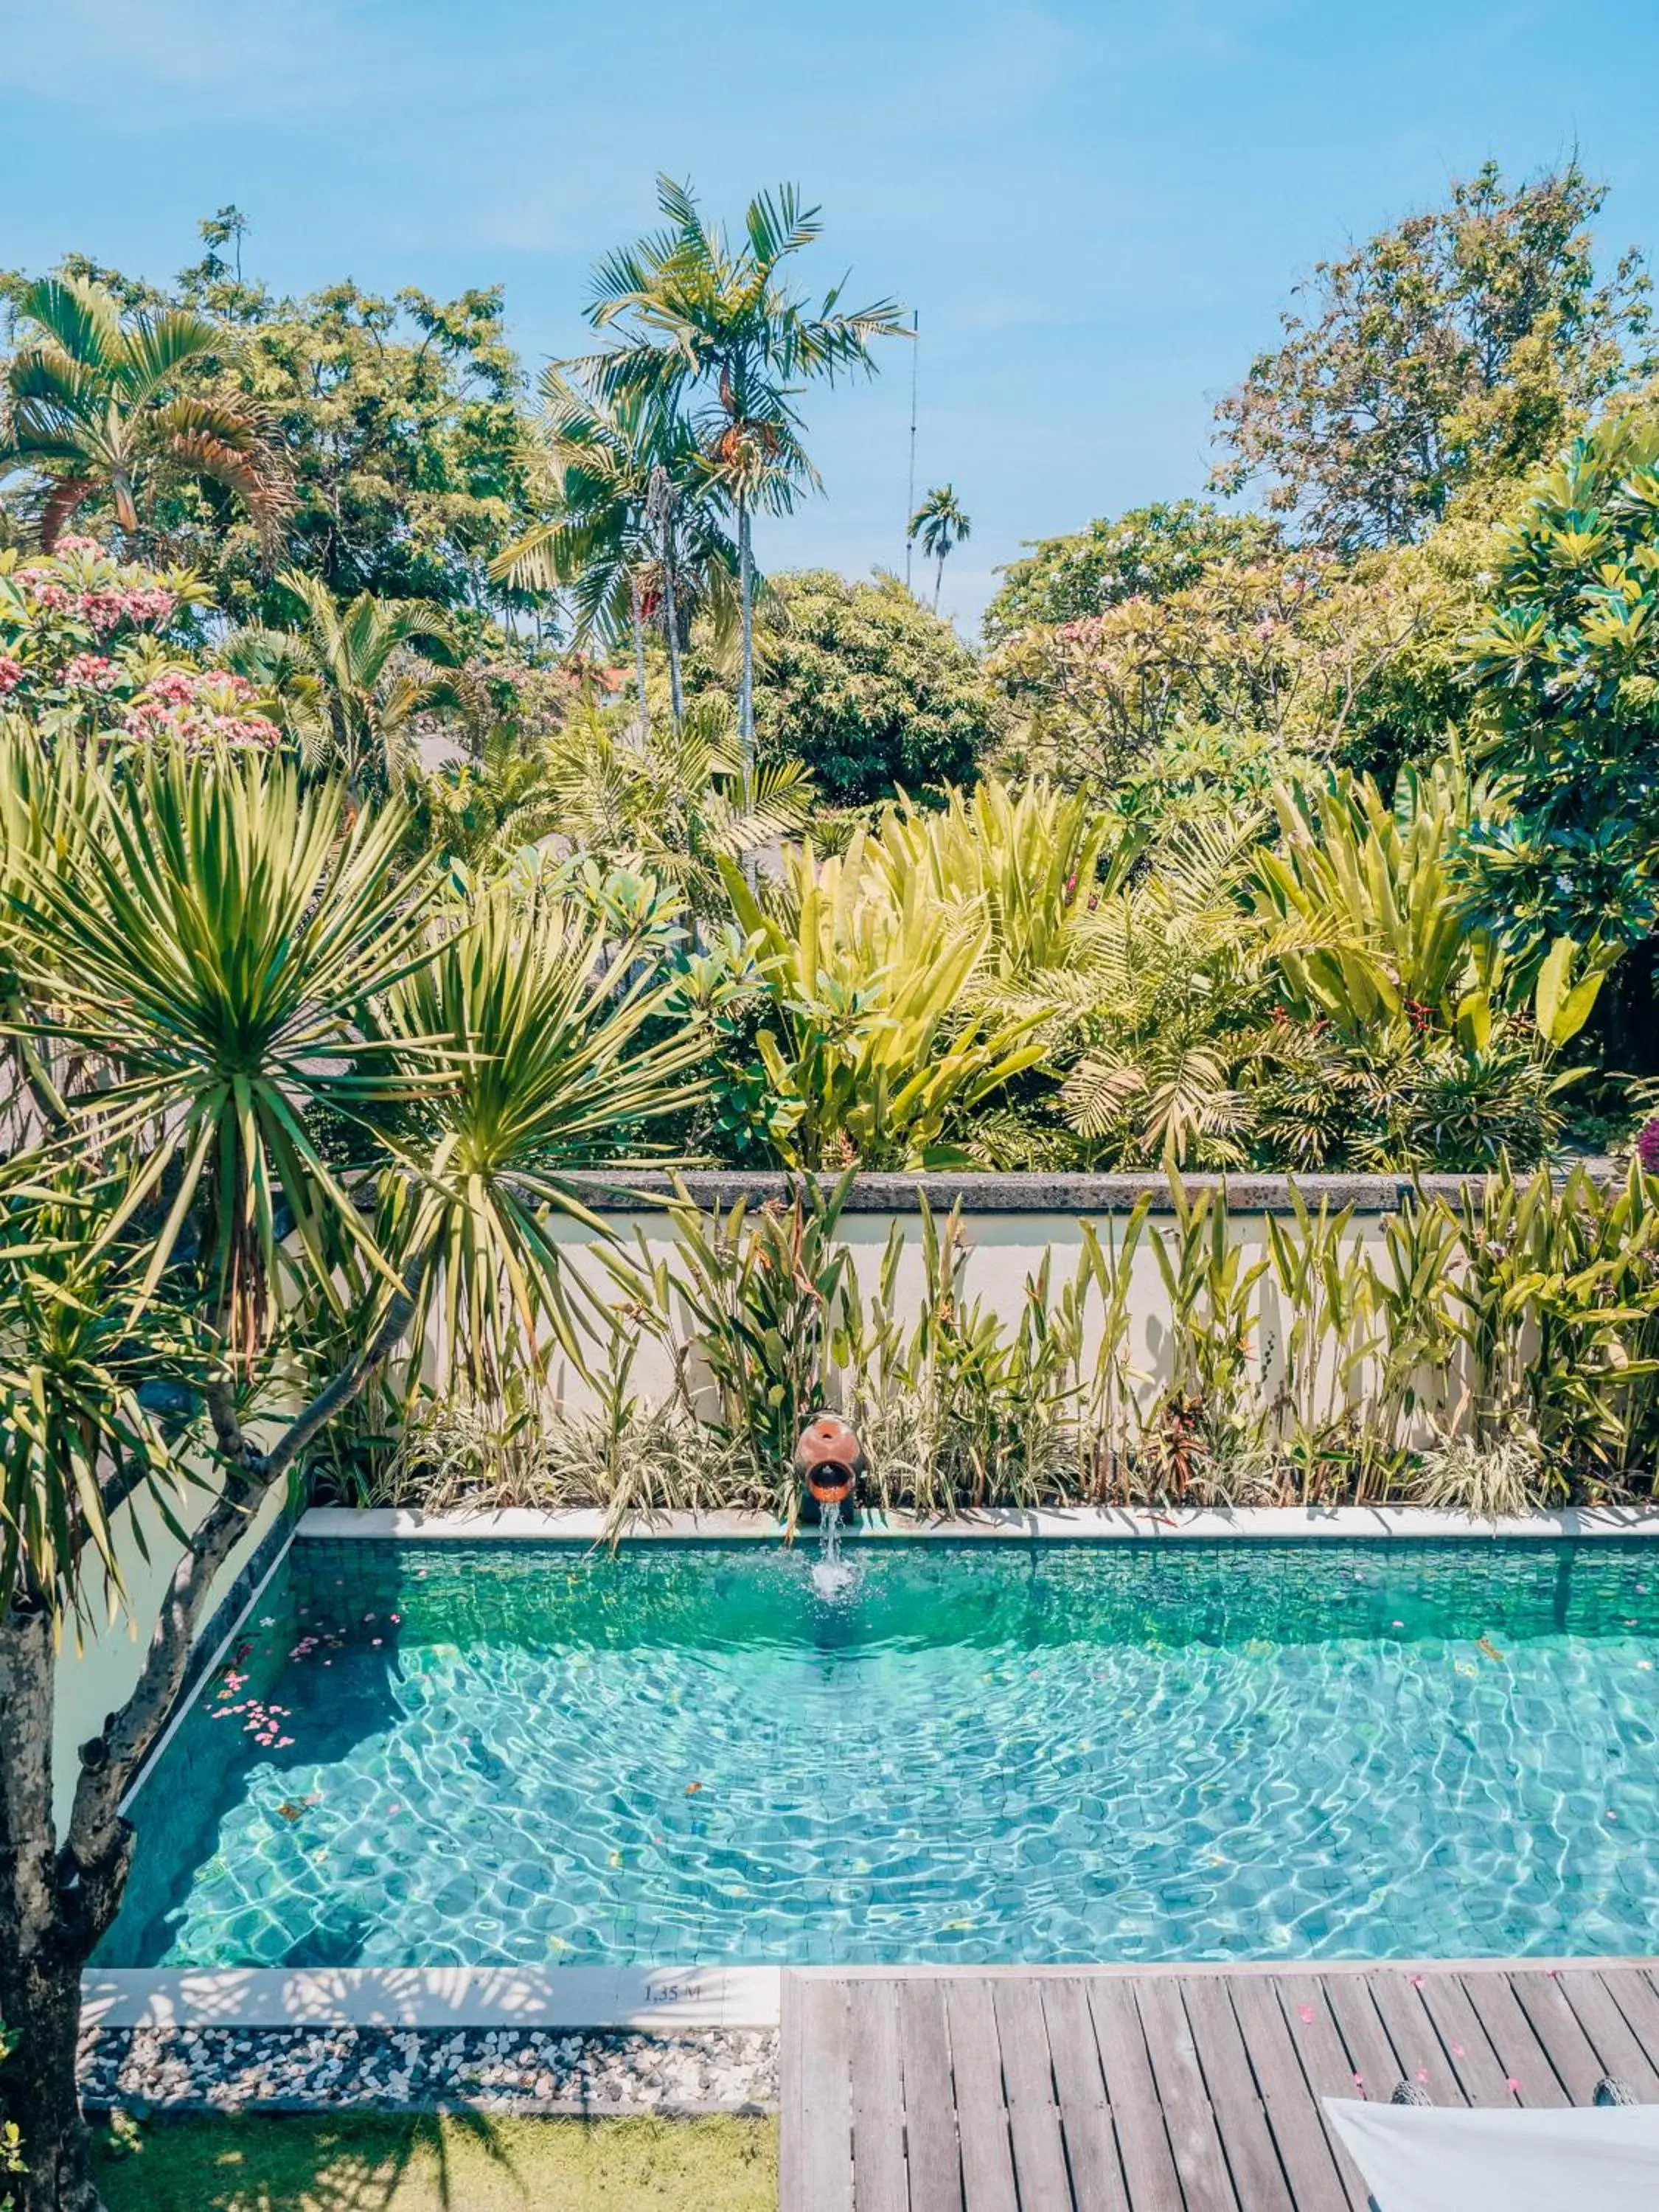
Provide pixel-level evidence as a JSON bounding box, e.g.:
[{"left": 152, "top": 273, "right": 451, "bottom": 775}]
[{"left": 102, "top": 1537, "right": 1659, "bottom": 1970}]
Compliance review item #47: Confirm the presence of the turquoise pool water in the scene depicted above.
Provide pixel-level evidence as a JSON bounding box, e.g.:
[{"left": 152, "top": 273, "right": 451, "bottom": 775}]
[{"left": 103, "top": 1538, "right": 1659, "bottom": 1969}]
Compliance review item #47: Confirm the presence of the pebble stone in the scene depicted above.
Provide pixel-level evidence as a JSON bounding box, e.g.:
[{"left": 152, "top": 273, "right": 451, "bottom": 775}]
[{"left": 78, "top": 2023, "right": 778, "bottom": 2115}]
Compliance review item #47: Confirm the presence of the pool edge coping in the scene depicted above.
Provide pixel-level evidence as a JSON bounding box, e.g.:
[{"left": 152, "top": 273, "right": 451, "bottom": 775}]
[
  {"left": 296, "top": 1503, "right": 1659, "bottom": 1542},
  {"left": 82, "top": 1954, "right": 1659, "bottom": 2031}
]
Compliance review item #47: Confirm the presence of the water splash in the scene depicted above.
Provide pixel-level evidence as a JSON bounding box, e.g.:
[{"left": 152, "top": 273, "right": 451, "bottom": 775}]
[{"left": 808, "top": 1499, "right": 860, "bottom": 1603}]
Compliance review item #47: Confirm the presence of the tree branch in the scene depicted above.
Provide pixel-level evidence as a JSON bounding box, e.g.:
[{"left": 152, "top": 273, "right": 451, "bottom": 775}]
[{"left": 60, "top": 1245, "right": 428, "bottom": 1930}]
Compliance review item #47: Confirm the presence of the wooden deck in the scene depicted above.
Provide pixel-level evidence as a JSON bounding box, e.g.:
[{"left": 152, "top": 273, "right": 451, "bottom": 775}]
[{"left": 778, "top": 1960, "right": 1659, "bottom": 2211}]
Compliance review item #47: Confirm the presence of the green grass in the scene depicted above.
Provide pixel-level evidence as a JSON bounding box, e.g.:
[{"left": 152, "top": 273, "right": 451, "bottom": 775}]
[{"left": 92, "top": 2110, "right": 778, "bottom": 2211}]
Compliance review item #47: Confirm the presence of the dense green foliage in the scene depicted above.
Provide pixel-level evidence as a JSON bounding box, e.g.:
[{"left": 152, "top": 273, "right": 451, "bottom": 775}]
[
  {"left": 1461, "top": 409, "right": 1659, "bottom": 960},
  {"left": 982, "top": 499, "right": 1278, "bottom": 640}
]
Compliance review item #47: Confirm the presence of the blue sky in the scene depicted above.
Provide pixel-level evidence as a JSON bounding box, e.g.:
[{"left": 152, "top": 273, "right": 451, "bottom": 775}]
[{"left": 4, "top": 0, "right": 1658, "bottom": 631}]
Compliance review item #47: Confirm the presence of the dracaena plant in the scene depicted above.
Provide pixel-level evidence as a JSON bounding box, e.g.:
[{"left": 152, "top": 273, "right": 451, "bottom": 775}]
[{"left": 360, "top": 877, "right": 707, "bottom": 1397}]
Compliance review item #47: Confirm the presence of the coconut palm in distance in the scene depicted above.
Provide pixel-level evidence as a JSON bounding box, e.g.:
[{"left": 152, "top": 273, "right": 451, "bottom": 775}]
[
  {"left": 490, "top": 371, "right": 735, "bottom": 740},
  {"left": 909, "top": 484, "right": 972, "bottom": 613},
  {"left": 0, "top": 276, "right": 288, "bottom": 550},
  {"left": 569, "top": 176, "right": 908, "bottom": 775},
  {"left": 229, "top": 570, "right": 456, "bottom": 802}
]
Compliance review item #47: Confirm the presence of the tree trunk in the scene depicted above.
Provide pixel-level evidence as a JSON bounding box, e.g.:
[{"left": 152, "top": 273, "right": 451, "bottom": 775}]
[
  {"left": 0, "top": 1604, "right": 102, "bottom": 2212},
  {"left": 629, "top": 578, "right": 650, "bottom": 751},
  {"left": 0, "top": 1260, "right": 425, "bottom": 2212},
  {"left": 934, "top": 552, "right": 944, "bottom": 613}
]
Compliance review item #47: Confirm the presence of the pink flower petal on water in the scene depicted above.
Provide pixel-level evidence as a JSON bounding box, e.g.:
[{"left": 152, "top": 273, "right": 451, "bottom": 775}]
[
  {"left": 372, "top": 1638, "right": 383, "bottom": 1647},
  {"left": 277, "top": 1736, "right": 294, "bottom": 1748}
]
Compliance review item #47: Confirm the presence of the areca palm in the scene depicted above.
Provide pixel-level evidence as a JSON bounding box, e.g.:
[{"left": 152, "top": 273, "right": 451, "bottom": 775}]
[
  {"left": 0, "top": 276, "right": 288, "bottom": 550},
  {"left": 489, "top": 371, "right": 734, "bottom": 737},
  {"left": 542, "top": 695, "right": 814, "bottom": 915},
  {"left": 571, "top": 176, "right": 907, "bottom": 772},
  {"left": 229, "top": 569, "right": 456, "bottom": 800},
  {"left": 908, "top": 484, "right": 971, "bottom": 612}
]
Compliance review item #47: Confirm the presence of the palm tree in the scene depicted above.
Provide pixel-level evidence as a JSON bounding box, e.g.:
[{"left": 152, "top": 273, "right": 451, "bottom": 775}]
[
  {"left": 228, "top": 569, "right": 455, "bottom": 801},
  {"left": 0, "top": 276, "right": 288, "bottom": 550},
  {"left": 490, "top": 372, "right": 734, "bottom": 741},
  {"left": 570, "top": 177, "right": 907, "bottom": 775},
  {"left": 542, "top": 695, "right": 815, "bottom": 917},
  {"left": 908, "top": 484, "right": 971, "bottom": 613}
]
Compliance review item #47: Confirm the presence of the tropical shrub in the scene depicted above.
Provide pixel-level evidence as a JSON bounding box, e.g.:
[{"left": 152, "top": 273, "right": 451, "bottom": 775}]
[
  {"left": 1461, "top": 407, "right": 1659, "bottom": 967},
  {"left": 717, "top": 830, "right": 1044, "bottom": 1167},
  {"left": 721, "top": 568, "right": 1001, "bottom": 802}
]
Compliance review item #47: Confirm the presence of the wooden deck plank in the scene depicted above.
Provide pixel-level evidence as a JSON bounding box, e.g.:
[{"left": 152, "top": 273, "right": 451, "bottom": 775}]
[
  {"left": 1318, "top": 1973, "right": 1407, "bottom": 2106},
  {"left": 1265, "top": 1980, "right": 1373, "bottom": 2212},
  {"left": 1600, "top": 1966, "right": 1659, "bottom": 2081},
  {"left": 1458, "top": 1971, "right": 1567, "bottom": 2107},
  {"left": 943, "top": 1980, "right": 1018, "bottom": 2212},
  {"left": 1040, "top": 1979, "right": 1128, "bottom": 2212},
  {"left": 1223, "top": 1976, "right": 1352, "bottom": 2212},
  {"left": 1133, "top": 1977, "right": 1240, "bottom": 2212},
  {"left": 782, "top": 1961, "right": 1659, "bottom": 2212},
  {"left": 897, "top": 1980, "right": 964, "bottom": 2212},
  {"left": 1506, "top": 1970, "right": 1607, "bottom": 2106},
  {"left": 1411, "top": 1972, "right": 1516, "bottom": 2106},
  {"left": 1363, "top": 1972, "right": 1463, "bottom": 2107},
  {"left": 782, "top": 1970, "right": 808, "bottom": 2212},
  {"left": 1087, "top": 1978, "right": 1186, "bottom": 2212},
  {"left": 992, "top": 1980, "right": 1074, "bottom": 2212},
  {"left": 1556, "top": 1970, "right": 1659, "bottom": 2098},
  {"left": 799, "top": 1975, "right": 855, "bottom": 2212},
  {"left": 1178, "top": 1975, "right": 1296, "bottom": 2212},
  {"left": 850, "top": 1979, "right": 910, "bottom": 2212}
]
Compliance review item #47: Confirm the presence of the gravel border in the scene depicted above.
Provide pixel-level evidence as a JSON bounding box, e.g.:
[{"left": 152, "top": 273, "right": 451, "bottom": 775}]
[{"left": 79, "top": 2023, "right": 778, "bottom": 2116}]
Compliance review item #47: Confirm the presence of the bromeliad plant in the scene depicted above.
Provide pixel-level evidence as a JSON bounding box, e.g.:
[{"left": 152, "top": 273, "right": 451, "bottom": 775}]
[{"left": 720, "top": 832, "right": 1045, "bottom": 1168}]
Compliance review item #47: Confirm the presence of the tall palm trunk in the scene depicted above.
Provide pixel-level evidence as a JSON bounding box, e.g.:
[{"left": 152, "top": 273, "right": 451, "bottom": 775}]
[
  {"left": 737, "top": 496, "right": 754, "bottom": 777},
  {"left": 661, "top": 543, "right": 684, "bottom": 735},
  {"left": 935, "top": 552, "right": 945, "bottom": 613},
  {"left": 628, "top": 574, "right": 650, "bottom": 750}
]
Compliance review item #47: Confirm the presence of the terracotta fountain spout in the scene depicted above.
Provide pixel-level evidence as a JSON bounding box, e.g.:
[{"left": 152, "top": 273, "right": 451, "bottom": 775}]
[{"left": 793, "top": 1415, "right": 867, "bottom": 1509}]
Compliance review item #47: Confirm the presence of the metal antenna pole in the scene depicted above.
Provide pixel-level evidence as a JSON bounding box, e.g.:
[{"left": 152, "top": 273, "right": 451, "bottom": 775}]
[{"left": 905, "top": 308, "right": 919, "bottom": 590}]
